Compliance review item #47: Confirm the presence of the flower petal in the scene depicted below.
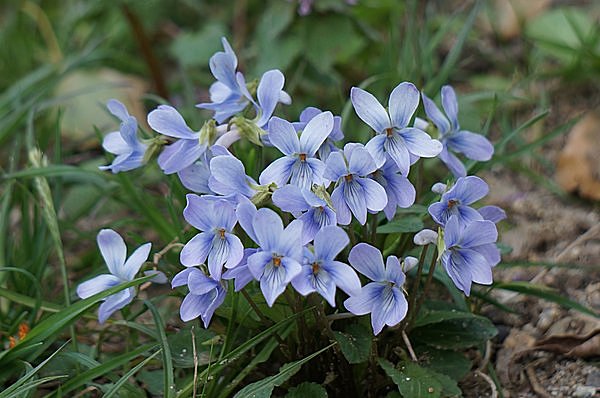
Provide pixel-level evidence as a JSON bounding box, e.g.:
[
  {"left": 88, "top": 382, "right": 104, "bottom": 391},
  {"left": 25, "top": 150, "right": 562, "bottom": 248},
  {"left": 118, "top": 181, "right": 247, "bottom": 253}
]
[
  {"left": 389, "top": 82, "right": 419, "bottom": 128},
  {"left": 77, "top": 274, "right": 121, "bottom": 299},
  {"left": 348, "top": 146, "right": 378, "bottom": 176},
  {"left": 122, "top": 242, "right": 151, "bottom": 281},
  {"left": 172, "top": 268, "right": 195, "bottom": 288},
  {"left": 184, "top": 194, "right": 214, "bottom": 231},
  {"left": 331, "top": 186, "right": 351, "bottom": 225},
  {"left": 253, "top": 208, "right": 284, "bottom": 252},
  {"left": 178, "top": 162, "right": 212, "bottom": 194},
  {"left": 97, "top": 229, "right": 126, "bottom": 276},
  {"left": 384, "top": 256, "right": 406, "bottom": 287},
  {"left": 350, "top": 87, "right": 390, "bottom": 133},
  {"left": 400, "top": 128, "right": 443, "bottom": 158},
  {"left": 323, "top": 151, "right": 347, "bottom": 182},
  {"left": 209, "top": 155, "right": 256, "bottom": 198},
  {"left": 360, "top": 178, "right": 387, "bottom": 213},
  {"left": 460, "top": 220, "right": 498, "bottom": 248},
  {"left": 180, "top": 292, "right": 207, "bottom": 322},
  {"left": 438, "top": 146, "right": 466, "bottom": 177},
  {"left": 300, "top": 111, "right": 334, "bottom": 156},
  {"left": 348, "top": 243, "right": 386, "bottom": 281},
  {"left": 365, "top": 134, "right": 387, "bottom": 169},
  {"left": 441, "top": 85, "right": 459, "bottom": 131},
  {"left": 272, "top": 184, "right": 310, "bottom": 213},
  {"left": 256, "top": 69, "right": 285, "bottom": 127},
  {"left": 475, "top": 243, "right": 501, "bottom": 267},
  {"left": 98, "top": 288, "right": 134, "bottom": 324},
  {"left": 383, "top": 134, "right": 411, "bottom": 175},
  {"left": 344, "top": 180, "right": 368, "bottom": 225},
  {"left": 188, "top": 270, "right": 219, "bottom": 295},
  {"left": 344, "top": 282, "right": 384, "bottom": 315},
  {"left": 421, "top": 92, "right": 451, "bottom": 134},
  {"left": 447, "top": 130, "right": 494, "bottom": 161},
  {"left": 158, "top": 139, "right": 206, "bottom": 174},
  {"left": 279, "top": 219, "right": 303, "bottom": 260},
  {"left": 370, "top": 286, "right": 407, "bottom": 334},
  {"left": 314, "top": 225, "right": 349, "bottom": 261},
  {"left": 107, "top": 99, "right": 129, "bottom": 122},
  {"left": 102, "top": 131, "right": 129, "bottom": 155},
  {"left": 258, "top": 156, "right": 295, "bottom": 187},
  {"left": 325, "top": 260, "right": 361, "bottom": 296},
  {"left": 268, "top": 117, "right": 300, "bottom": 156},
  {"left": 148, "top": 105, "right": 198, "bottom": 139},
  {"left": 180, "top": 232, "right": 213, "bottom": 267},
  {"left": 478, "top": 205, "right": 506, "bottom": 223},
  {"left": 450, "top": 176, "right": 489, "bottom": 205},
  {"left": 236, "top": 198, "right": 258, "bottom": 242}
]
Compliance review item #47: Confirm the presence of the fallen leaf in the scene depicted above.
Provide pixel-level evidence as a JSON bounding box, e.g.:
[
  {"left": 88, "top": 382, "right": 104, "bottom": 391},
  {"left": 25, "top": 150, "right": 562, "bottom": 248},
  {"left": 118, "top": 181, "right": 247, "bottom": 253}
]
[
  {"left": 479, "top": 0, "right": 550, "bottom": 40},
  {"left": 534, "top": 329, "right": 600, "bottom": 358},
  {"left": 556, "top": 112, "right": 600, "bottom": 201}
]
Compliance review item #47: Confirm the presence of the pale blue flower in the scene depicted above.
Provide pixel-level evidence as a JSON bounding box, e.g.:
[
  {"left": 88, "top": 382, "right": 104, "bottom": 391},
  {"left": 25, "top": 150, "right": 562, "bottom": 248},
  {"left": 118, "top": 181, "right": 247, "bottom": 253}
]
[
  {"left": 422, "top": 85, "right": 494, "bottom": 177},
  {"left": 148, "top": 105, "right": 206, "bottom": 174},
  {"left": 99, "top": 99, "right": 148, "bottom": 173},
  {"left": 369, "top": 157, "right": 416, "bottom": 220},
  {"left": 323, "top": 144, "right": 387, "bottom": 225},
  {"left": 172, "top": 267, "right": 226, "bottom": 327},
  {"left": 351, "top": 82, "right": 442, "bottom": 174},
  {"left": 272, "top": 184, "right": 336, "bottom": 243},
  {"left": 344, "top": 243, "right": 408, "bottom": 335},
  {"left": 77, "top": 229, "right": 151, "bottom": 323},
  {"left": 291, "top": 107, "right": 344, "bottom": 160},
  {"left": 428, "top": 176, "right": 488, "bottom": 228},
  {"left": 291, "top": 226, "right": 361, "bottom": 307},
  {"left": 180, "top": 195, "right": 244, "bottom": 280},
  {"left": 259, "top": 112, "right": 333, "bottom": 190},
  {"left": 242, "top": 208, "right": 303, "bottom": 306},
  {"left": 441, "top": 216, "right": 500, "bottom": 296}
]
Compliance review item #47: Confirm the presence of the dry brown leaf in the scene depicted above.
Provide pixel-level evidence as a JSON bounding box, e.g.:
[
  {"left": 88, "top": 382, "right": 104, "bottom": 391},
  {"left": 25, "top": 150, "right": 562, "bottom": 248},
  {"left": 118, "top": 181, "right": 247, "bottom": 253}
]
[
  {"left": 534, "top": 329, "right": 600, "bottom": 358},
  {"left": 555, "top": 112, "right": 600, "bottom": 201}
]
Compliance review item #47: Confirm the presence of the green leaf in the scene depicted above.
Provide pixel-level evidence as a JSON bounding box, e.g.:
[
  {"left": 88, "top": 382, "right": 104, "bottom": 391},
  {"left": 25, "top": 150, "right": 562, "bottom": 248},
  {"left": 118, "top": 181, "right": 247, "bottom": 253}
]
[
  {"left": 494, "top": 281, "right": 599, "bottom": 318},
  {"left": 411, "top": 315, "right": 497, "bottom": 350},
  {"left": 379, "top": 359, "right": 442, "bottom": 398},
  {"left": 333, "top": 323, "right": 372, "bottom": 364},
  {"left": 286, "top": 382, "right": 328, "bottom": 398},
  {"left": 233, "top": 343, "right": 335, "bottom": 398},
  {"left": 49, "top": 343, "right": 157, "bottom": 397},
  {"left": 377, "top": 216, "right": 424, "bottom": 234},
  {"left": 414, "top": 346, "right": 471, "bottom": 381},
  {"left": 145, "top": 301, "right": 175, "bottom": 397},
  {"left": 413, "top": 309, "right": 480, "bottom": 328},
  {"left": 0, "top": 342, "right": 68, "bottom": 398}
]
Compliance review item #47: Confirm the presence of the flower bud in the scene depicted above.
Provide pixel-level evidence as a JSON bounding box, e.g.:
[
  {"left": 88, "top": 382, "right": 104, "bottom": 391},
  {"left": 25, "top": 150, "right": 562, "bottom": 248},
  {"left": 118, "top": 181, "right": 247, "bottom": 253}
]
[
  {"left": 414, "top": 229, "right": 438, "bottom": 245},
  {"left": 431, "top": 182, "right": 447, "bottom": 195},
  {"left": 403, "top": 256, "right": 418, "bottom": 272}
]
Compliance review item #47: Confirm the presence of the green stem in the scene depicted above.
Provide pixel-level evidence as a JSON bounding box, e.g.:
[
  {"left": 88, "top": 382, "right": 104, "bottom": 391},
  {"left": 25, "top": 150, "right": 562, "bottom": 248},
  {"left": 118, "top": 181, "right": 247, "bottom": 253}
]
[
  {"left": 408, "top": 253, "right": 439, "bottom": 330},
  {"left": 400, "top": 244, "right": 428, "bottom": 331}
]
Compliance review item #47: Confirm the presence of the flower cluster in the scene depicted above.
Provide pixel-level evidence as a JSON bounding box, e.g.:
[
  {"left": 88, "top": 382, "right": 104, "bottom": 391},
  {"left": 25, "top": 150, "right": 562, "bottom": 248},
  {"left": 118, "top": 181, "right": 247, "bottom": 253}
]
[{"left": 83, "top": 37, "right": 502, "bottom": 335}]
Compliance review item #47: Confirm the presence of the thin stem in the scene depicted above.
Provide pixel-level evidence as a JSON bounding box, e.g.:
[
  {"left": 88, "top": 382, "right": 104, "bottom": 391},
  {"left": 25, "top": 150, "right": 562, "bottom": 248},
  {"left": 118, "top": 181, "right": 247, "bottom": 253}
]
[
  {"left": 241, "top": 289, "right": 288, "bottom": 349},
  {"left": 369, "top": 213, "right": 378, "bottom": 244},
  {"left": 408, "top": 251, "right": 439, "bottom": 330},
  {"left": 399, "top": 244, "right": 428, "bottom": 331}
]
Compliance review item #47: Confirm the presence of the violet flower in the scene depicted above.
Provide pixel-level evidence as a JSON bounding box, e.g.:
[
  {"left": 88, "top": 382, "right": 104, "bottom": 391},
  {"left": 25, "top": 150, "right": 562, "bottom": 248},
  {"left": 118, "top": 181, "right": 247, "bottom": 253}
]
[
  {"left": 77, "top": 229, "right": 151, "bottom": 323},
  {"left": 259, "top": 111, "right": 333, "bottom": 190},
  {"left": 99, "top": 99, "right": 148, "bottom": 173},
  {"left": 323, "top": 144, "right": 387, "bottom": 225},
  {"left": 272, "top": 184, "right": 336, "bottom": 243},
  {"left": 369, "top": 157, "right": 416, "bottom": 220},
  {"left": 291, "top": 226, "right": 361, "bottom": 307},
  {"left": 422, "top": 85, "right": 494, "bottom": 177},
  {"left": 292, "top": 106, "right": 344, "bottom": 160},
  {"left": 148, "top": 105, "right": 206, "bottom": 174},
  {"left": 172, "top": 267, "right": 226, "bottom": 327},
  {"left": 351, "top": 82, "right": 442, "bottom": 174},
  {"left": 441, "top": 216, "right": 500, "bottom": 296},
  {"left": 344, "top": 243, "right": 408, "bottom": 335},
  {"left": 242, "top": 208, "right": 303, "bottom": 306},
  {"left": 180, "top": 195, "right": 244, "bottom": 279},
  {"left": 428, "top": 176, "right": 489, "bottom": 228}
]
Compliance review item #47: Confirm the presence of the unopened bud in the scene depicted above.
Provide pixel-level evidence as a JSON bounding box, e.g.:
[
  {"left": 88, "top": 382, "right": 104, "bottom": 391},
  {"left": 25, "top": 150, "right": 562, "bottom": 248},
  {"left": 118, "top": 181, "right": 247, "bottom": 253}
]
[
  {"left": 403, "top": 256, "right": 418, "bottom": 272},
  {"left": 431, "top": 182, "right": 447, "bottom": 195},
  {"left": 414, "top": 229, "right": 438, "bottom": 246},
  {"left": 231, "top": 116, "right": 264, "bottom": 147}
]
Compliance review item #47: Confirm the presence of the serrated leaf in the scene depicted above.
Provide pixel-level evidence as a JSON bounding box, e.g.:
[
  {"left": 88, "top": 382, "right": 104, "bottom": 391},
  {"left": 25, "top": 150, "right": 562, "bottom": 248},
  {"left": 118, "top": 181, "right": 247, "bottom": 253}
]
[
  {"left": 333, "top": 323, "right": 372, "bottom": 364},
  {"left": 377, "top": 216, "right": 424, "bottom": 234},
  {"left": 286, "top": 382, "right": 328, "bottom": 398}
]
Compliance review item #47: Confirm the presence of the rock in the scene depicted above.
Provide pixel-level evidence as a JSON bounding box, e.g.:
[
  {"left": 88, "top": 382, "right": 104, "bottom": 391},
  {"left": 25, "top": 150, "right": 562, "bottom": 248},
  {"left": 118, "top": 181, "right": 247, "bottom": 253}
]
[{"left": 573, "top": 385, "right": 597, "bottom": 398}]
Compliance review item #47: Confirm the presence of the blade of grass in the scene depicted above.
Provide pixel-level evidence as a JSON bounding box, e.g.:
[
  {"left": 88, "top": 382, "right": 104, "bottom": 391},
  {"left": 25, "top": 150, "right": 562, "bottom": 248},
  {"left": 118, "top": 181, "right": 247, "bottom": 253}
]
[
  {"left": 103, "top": 349, "right": 161, "bottom": 398},
  {"left": 144, "top": 300, "right": 175, "bottom": 398}
]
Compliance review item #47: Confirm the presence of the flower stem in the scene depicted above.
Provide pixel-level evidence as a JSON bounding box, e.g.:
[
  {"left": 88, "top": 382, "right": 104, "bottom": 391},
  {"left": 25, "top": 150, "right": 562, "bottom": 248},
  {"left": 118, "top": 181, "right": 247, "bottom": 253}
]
[
  {"left": 400, "top": 244, "right": 428, "bottom": 331},
  {"left": 408, "top": 253, "right": 439, "bottom": 330}
]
